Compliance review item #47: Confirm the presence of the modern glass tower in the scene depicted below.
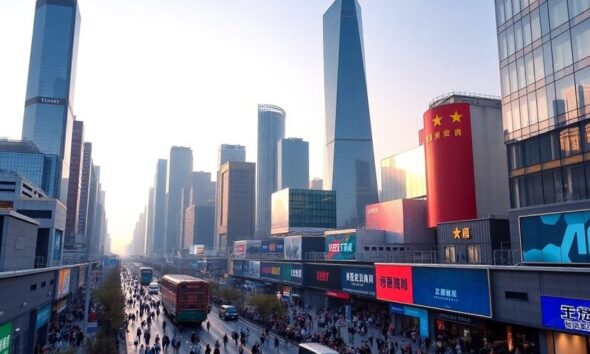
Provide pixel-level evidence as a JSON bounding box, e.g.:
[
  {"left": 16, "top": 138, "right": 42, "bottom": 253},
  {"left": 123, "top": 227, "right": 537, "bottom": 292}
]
[
  {"left": 278, "top": 138, "right": 309, "bottom": 190},
  {"left": 256, "top": 104, "right": 285, "bottom": 238},
  {"left": 165, "top": 147, "right": 193, "bottom": 255},
  {"left": 323, "top": 0, "right": 378, "bottom": 228},
  {"left": 22, "top": 0, "right": 81, "bottom": 202},
  {"left": 152, "top": 159, "right": 168, "bottom": 256}
]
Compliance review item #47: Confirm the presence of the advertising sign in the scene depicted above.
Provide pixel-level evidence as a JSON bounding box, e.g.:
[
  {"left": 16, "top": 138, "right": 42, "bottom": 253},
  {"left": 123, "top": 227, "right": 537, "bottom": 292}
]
[
  {"left": 78, "top": 265, "right": 86, "bottom": 287},
  {"left": 375, "top": 264, "right": 414, "bottom": 304},
  {"left": 0, "top": 321, "right": 12, "bottom": 354},
  {"left": 102, "top": 257, "right": 119, "bottom": 267},
  {"left": 520, "top": 210, "right": 590, "bottom": 264},
  {"left": 341, "top": 267, "right": 375, "bottom": 297},
  {"left": 233, "top": 240, "right": 247, "bottom": 258},
  {"left": 281, "top": 263, "right": 303, "bottom": 285},
  {"left": 325, "top": 232, "right": 356, "bottom": 260},
  {"left": 261, "top": 239, "right": 284, "bottom": 254},
  {"left": 243, "top": 261, "right": 260, "bottom": 278},
  {"left": 260, "top": 262, "right": 282, "bottom": 281},
  {"left": 541, "top": 295, "right": 590, "bottom": 335},
  {"left": 53, "top": 231, "right": 62, "bottom": 260},
  {"left": 56, "top": 268, "right": 71, "bottom": 300},
  {"left": 412, "top": 267, "right": 491, "bottom": 317},
  {"left": 304, "top": 264, "right": 341, "bottom": 290},
  {"left": 366, "top": 200, "right": 400, "bottom": 233},
  {"left": 284, "top": 236, "right": 302, "bottom": 260},
  {"left": 36, "top": 304, "right": 51, "bottom": 330}
]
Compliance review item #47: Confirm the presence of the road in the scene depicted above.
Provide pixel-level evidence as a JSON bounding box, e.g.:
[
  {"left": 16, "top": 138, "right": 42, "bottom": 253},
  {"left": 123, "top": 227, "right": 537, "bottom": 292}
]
[{"left": 123, "top": 284, "right": 298, "bottom": 354}]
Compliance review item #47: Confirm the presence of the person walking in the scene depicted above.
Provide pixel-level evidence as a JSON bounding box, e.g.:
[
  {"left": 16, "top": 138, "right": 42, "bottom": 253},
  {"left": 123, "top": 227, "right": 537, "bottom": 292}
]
[
  {"left": 206, "top": 320, "right": 210, "bottom": 332},
  {"left": 274, "top": 336, "right": 280, "bottom": 352},
  {"left": 204, "top": 343, "right": 211, "bottom": 354},
  {"left": 223, "top": 334, "right": 228, "bottom": 349},
  {"left": 162, "top": 334, "right": 170, "bottom": 352}
]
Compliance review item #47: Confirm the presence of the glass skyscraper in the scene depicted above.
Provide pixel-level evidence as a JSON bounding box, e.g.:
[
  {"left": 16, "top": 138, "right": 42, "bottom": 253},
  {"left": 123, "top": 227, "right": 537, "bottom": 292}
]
[
  {"left": 256, "top": 104, "right": 285, "bottom": 238},
  {"left": 0, "top": 139, "right": 49, "bottom": 192},
  {"left": 323, "top": 0, "right": 378, "bottom": 228},
  {"left": 278, "top": 138, "right": 309, "bottom": 190},
  {"left": 166, "top": 146, "right": 193, "bottom": 255},
  {"left": 22, "top": 0, "right": 81, "bottom": 202}
]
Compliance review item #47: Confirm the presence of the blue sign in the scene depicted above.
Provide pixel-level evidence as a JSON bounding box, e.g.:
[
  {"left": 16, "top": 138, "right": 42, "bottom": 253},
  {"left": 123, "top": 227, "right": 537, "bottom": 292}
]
[
  {"left": 412, "top": 267, "right": 491, "bottom": 317},
  {"left": 35, "top": 304, "right": 51, "bottom": 330},
  {"left": 520, "top": 210, "right": 590, "bottom": 264},
  {"left": 261, "top": 239, "right": 284, "bottom": 254},
  {"left": 388, "top": 304, "right": 429, "bottom": 338},
  {"left": 341, "top": 267, "right": 375, "bottom": 297},
  {"left": 541, "top": 295, "right": 590, "bottom": 335},
  {"left": 102, "top": 258, "right": 119, "bottom": 267}
]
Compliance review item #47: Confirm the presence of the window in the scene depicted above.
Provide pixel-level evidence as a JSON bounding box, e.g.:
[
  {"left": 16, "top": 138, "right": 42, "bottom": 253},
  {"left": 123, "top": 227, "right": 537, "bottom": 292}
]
[
  {"left": 509, "top": 143, "right": 524, "bottom": 169},
  {"left": 543, "top": 42, "right": 554, "bottom": 78},
  {"left": 533, "top": 47, "right": 545, "bottom": 81},
  {"left": 503, "top": 103, "right": 513, "bottom": 132},
  {"left": 549, "top": 0, "right": 569, "bottom": 29},
  {"left": 525, "top": 173, "right": 544, "bottom": 205},
  {"left": 513, "top": 0, "right": 521, "bottom": 15},
  {"left": 583, "top": 122, "right": 590, "bottom": 151},
  {"left": 540, "top": 132, "right": 561, "bottom": 162},
  {"left": 576, "top": 66, "right": 590, "bottom": 114},
  {"left": 509, "top": 62, "right": 519, "bottom": 93},
  {"left": 518, "top": 57, "right": 526, "bottom": 90},
  {"left": 520, "top": 96, "right": 530, "bottom": 127},
  {"left": 512, "top": 99, "right": 522, "bottom": 129},
  {"left": 505, "top": 291, "right": 529, "bottom": 301},
  {"left": 501, "top": 67, "right": 511, "bottom": 96},
  {"left": 523, "top": 15, "right": 532, "bottom": 46},
  {"left": 555, "top": 74, "right": 577, "bottom": 119},
  {"left": 529, "top": 92, "right": 539, "bottom": 124},
  {"left": 499, "top": 31, "right": 508, "bottom": 60},
  {"left": 524, "top": 137, "right": 541, "bottom": 166},
  {"left": 30, "top": 284, "right": 37, "bottom": 291},
  {"left": 538, "top": 86, "right": 550, "bottom": 122},
  {"left": 560, "top": 126, "right": 581, "bottom": 156},
  {"left": 572, "top": 18, "right": 590, "bottom": 62},
  {"left": 507, "top": 26, "right": 516, "bottom": 56},
  {"left": 540, "top": 2, "right": 552, "bottom": 35},
  {"left": 525, "top": 53, "right": 535, "bottom": 86},
  {"left": 531, "top": 8, "right": 542, "bottom": 41},
  {"left": 568, "top": 0, "right": 590, "bottom": 18},
  {"left": 41, "top": 281, "right": 46, "bottom": 288},
  {"left": 511, "top": 176, "right": 527, "bottom": 207},
  {"left": 563, "top": 163, "right": 587, "bottom": 200},
  {"left": 467, "top": 244, "right": 482, "bottom": 264},
  {"left": 516, "top": 20, "right": 524, "bottom": 51},
  {"left": 505, "top": 0, "right": 513, "bottom": 20},
  {"left": 543, "top": 168, "right": 564, "bottom": 203},
  {"left": 547, "top": 82, "right": 557, "bottom": 118},
  {"left": 444, "top": 246, "right": 457, "bottom": 263},
  {"left": 552, "top": 31, "right": 573, "bottom": 72},
  {"left": 497, "top": 0, "right": 507, "bottom": 25}
]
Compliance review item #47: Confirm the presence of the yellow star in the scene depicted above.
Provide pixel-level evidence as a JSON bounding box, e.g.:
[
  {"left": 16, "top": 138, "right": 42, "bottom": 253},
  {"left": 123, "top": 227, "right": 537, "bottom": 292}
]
[
  {"left": 453, "top": 227, "right": 461, "bottom": 239},
  {"left": 450, "top": 111, "right": 462, "bottom": 123},
  {"left": 432, "top": 115, "right": 442, "bottom": 127}
]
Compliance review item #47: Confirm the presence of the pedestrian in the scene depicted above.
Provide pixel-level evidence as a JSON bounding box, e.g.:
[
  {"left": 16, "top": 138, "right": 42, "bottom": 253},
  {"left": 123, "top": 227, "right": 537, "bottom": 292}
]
[
  {"left": 191, "top": 331, "right": 197, "bottom": 346},
  {"left": 238, "top": 343, "right": 244, "bottom": 354},
  {"left": 139, "top": 344, "right": 146, "bottom": 354},
  {"left": 206, "top": 320, "right": 210, "bottom": 332},
  {"left": 163, "top": 321, "right": 167, "bottom": 333},
  {"left": 274, "top": 336, "right": 279, "bottom": 352},
  {"left": 204, "top": 344, "right": 211, "bottom": 354},
  {"left": 162, "top": 334, "right": 170, "bottom": 351},
  {"left": 223, "top": 334, "right": 228, "bottom": 349}
]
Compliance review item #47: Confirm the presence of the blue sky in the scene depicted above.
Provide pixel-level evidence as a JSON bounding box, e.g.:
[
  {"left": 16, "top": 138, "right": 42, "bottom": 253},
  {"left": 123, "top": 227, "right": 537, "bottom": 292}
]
[{"left": 0, "top": 0, "right": 501, "bottom": 254}]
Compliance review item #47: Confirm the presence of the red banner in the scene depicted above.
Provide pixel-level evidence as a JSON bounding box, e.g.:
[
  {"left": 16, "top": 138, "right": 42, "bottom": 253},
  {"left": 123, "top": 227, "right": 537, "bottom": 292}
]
[
  {"left": 423, "top": 103, "right": 477, "bottom": 227},
  {"left": 326, "top": 290, "right": 350, "bottom": 300},
  {"left": 375, "top": 264, "right": 413, "bottom": 304},
  {"left": 365, "top": 200, "right": 401, "bottom": 233}
]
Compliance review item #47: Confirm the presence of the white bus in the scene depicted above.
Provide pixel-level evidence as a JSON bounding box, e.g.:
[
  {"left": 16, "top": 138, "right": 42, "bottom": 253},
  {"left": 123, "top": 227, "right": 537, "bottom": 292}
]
[{"left": 298, "top": 343, "right": 339, "bottom": 354}]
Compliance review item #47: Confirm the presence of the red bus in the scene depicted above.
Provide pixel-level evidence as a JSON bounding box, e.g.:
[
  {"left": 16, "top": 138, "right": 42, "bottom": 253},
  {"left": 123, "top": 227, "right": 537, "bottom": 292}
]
[{"left": 160, "top": 274, "right": 209, "bottom": 325}]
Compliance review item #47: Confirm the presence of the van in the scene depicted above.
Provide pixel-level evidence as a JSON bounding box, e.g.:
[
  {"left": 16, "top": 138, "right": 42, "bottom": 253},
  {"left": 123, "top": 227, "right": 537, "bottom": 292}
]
[
  {"left": 219, "top": 305, "right": 238, "bottom": 320},
  {"left": 298, "top": 343, "right": 339, "bottom": 354},
  {"left": 148, "top": 282, "right": 159, "bottom": 294}
]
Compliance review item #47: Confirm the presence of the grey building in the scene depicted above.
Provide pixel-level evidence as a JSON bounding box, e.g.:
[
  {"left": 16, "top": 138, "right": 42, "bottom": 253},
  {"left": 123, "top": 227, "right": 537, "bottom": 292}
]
[
  {"left": 86, "top": 164, "right": 99, "bottom": 259},
  {"left": 152, "top": 159, "right": 167, "bottom": 256},
  {"left": 323, "top": 0, "right": 378, "bottom": 228},
  {"left": 256, "top": 104, "right": 285, "bottom": 239},
  {"left": 278, "top": 138, "right": 309, "bottom": 190},
  {"left": 145, "top": 187, "right": 154, "bottom": 254},
  {"left": 191, "top": 171, "right": 215, "bottom": 207},
  {"left": 218, "top": 161, "right": 256, "bottom": 251},
  {"left": 22, "top": 0, "right": 81, "bottom": 202},
  {"left": 0, "top": 210, "right": 39, "bottom": 272},
  {"left": 65, "top": 120, "right": 84, "bottom": 244},
  {"left": 166, "top": 147, "right": 193, "bottom": 255},
  {"left": 183, "top": 171, "right": 215, "bottom": 250},
  {"left": 0, "top": 139, "right": 50, "bottom": 193},
  {"left": 76, "top": 142, "right": 92, "bottom": 243}
]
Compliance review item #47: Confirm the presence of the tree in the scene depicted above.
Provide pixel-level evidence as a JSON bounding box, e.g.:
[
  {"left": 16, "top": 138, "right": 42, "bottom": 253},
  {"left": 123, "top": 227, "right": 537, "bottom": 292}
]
[
  {"left": 218, "top": 286, "right": 243, "bottom": 305},
  {"left": 248, "top": 294, "right": 285, "bottom": 321}
]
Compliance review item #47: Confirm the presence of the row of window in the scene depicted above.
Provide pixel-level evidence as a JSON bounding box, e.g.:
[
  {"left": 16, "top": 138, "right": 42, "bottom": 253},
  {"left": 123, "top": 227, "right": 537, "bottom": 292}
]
[
  {"left": 497, "top": 0, "right": 590, "bottom": 30},
  {"left": 443, "top": 244, "right": 482, "bottom": 264}
]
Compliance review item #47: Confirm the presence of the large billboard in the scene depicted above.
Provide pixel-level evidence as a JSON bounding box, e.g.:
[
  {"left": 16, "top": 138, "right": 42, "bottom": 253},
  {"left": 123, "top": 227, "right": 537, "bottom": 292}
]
[
  {"left": 304, "top": 264, "right": 341, "bottom": 290},
  {"left": 243, "top": 261, "right": 260, "bottom": 279},
  {"left": 520, "top": 210, "right": 590, "bottom": 264},
  {"left": 541, "top": 295, "right": 590, "bottom": 335},
  {"left": 325, "top": 232, "right": 356, "bottom": 260},
  {"left": 281, "top": 263, "right": 303, "bottom": 285},
  {"left": 284, "top": 236, "right": 302, "bottom": 260},
  {"left": 341, "top": 267, "right": 375, "bottom": 297},
  {"left": 375, "top": 264, "right": 414, "bottom": 304},
  {"left": 56, "top": 268, "right": 71, "bottom": 300},
  {"left": 260, "top": 262, "right": 282, "bottom": 281},
  {"left": 424, "top": 102, "right": 477, "bottom": 227},
  {"left": 366, "top": 200, "right": 401, "bottom": 233},
  {"left": 261, "top": 239, "right": 284, "bottom": 254}
]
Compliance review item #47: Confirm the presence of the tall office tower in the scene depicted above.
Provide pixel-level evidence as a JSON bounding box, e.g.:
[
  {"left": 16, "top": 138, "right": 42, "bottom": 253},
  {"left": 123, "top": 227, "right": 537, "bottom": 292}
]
[
  {"left": 152, "top": 159, "right": 167, "bottom": 256},
  {"left": 165, "top": 147, "right": 193, "bottom": 255},
  {"left": 87, "top": 165, "right": 100, "bottom": 259},
  {"left": 214, "top": 144, "right": 246, "bottom": 249},
  {"left": 309, "top": 178, "right": 324, "bottom": 190},
  {"left": 0, "top": 139, "right": 49, "bottom": 191},
  {"left": 217, "top": 161, "right": 255, "bottom": 251},
  {"left": 183, "top": 172, "right": 216, "bottom": 250},
  {"left": 256, "top": 104, "right": 285, "bottom": 238},
  {"left": 22, "top": 0, "right": 81, "bottom": 202},
  {"left": 145, "top": 187, "right": 155, "bottom": 254},
  {"left": 65, "top": 120, "right": 84, "bottom": 243},
  {"left": 191, "top": 171, "right": 215, "bottom": 206},
  {"left": 132, "top": 210, "right": 146, "bottom": 255},
  {"left": 323, "top": 0, "right": 378, "bottom": 228},
  {"left": 278, "top": 138, "right": 309, "bottom": 190},
  {"left": 77, "top": 142, "right": 92, "bottom": 243}
]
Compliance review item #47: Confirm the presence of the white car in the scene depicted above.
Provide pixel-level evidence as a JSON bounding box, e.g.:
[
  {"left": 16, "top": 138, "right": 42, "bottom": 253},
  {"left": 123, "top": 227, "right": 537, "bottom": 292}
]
[{"left": 148, "top": 282, "right": 159, "bottom": 294}]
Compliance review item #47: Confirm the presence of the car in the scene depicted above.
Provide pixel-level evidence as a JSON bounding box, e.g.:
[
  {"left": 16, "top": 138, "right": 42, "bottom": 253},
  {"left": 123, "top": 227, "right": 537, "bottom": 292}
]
[
  {"left": 219, "top": 305, "right": 238, "bottom": 320},
  {"left": 148, "top": 282, "right": 159, "bottom": 294}
]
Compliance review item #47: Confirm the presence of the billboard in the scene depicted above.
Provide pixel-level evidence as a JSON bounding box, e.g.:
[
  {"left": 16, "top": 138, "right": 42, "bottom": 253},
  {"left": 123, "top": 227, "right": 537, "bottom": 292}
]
[
  {"left": 341, "top": 267, "right": 375, "bottom": 297},
  {"left": 56, "top": 268, "right": 71, "bottom": 300},
  {"left": 412, "top": 267, "right": 491, "bottom": 317},
  {"left": 284, "top": 236, "right": 302, "bottom": 260},
  {"left": 260, "top": 262, "right": 282, "bottom": 281},
  {"left": 35, "top": 304, "right": 51, "bottom": 330},
  {"left": 102, "top": 257, "right": 119, "bottom": 267},
  {"left": 520, "top": 210, "right": 590, "bottom": 264},
  {"left": 261, "top": 239, "right": 284, "bottom": 254},
  {"left": 375, "top": 264, "right": 413, "bottom": 304},
  {"left": 424, "top": 102, "right": 477, "bottom": 227},
  {"left": 541, "top": 295, "right": 590, "bottom": 335},
  {"left": 389, "top": 304, "right": 429, "bottom": 338},
  {"left": 243, "top": 261, "right": 260, "bottom": 278},
  {"left": 304, "top": 264, "right": 341, "bottom": 290},
  {"left": 0, "top": 321, "right": 12, "bottom": 354},
  {"left": 325, "top": 232, "right": 356, "bottom": 260},
  {"left": 53, "top": 230, "right": 63, "bottom": 260},
  {"left": 366, "top": 200, "right": 401, "bottom": 233},
  {"left": 281, "top": 263, "right": 303, "bottom": 285}
]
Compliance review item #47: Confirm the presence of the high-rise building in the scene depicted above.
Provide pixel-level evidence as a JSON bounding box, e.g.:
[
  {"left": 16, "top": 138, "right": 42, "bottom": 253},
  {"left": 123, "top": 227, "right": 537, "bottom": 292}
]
[
  {"left": 191, "top": 171, "right": 216, "bottom": 206},
  {"left": 77, "top": 142, "right": 92, "bottom": 242},
  {"left": 65, "top": 120, "right": 84, "bottom": 243},
  {"left": 132, "top": 210, "right": 146, "bottom": 255},
  {"left": 0, "top": 139, "right": 49, "bottom": 192},
  {"left": 145, "top": 187, "right": 154, "bottom": 254},
  {"left": 323, "top": 0, "right": 378, "bottom": 228},
  {"left": 217, "top": 161, "right": 255, "bottom": 251},
  {"left": 86, "top": 165, "right": 100, "bottom": 258},
  {"left": 256, "top": 104, "right": 285, "bottom": 238},
  {"left": 152, "top": 159, "right": 167, "bottom": 256},
  {"left": 22, "top": 0, "right": 81, "bottom": 202},
  {"left": 381, "top": 145, "right": 426, "bottom": 201},
  {"left": 278, "top": 138, "right": 309, "bottom": 190},
  {"left": 309, "top": 178, "right": 324, "bottom": 190},
  {"left": 166, "top": 147, "right": 193, "bottom": 255}
]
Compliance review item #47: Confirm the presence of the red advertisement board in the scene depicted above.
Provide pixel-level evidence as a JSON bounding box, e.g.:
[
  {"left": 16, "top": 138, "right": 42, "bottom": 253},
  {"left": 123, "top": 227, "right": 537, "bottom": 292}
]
[
  {"left": 365, "top": 200, "right": 401, "bottom": 233},
  {"left": 375, "top": 264, "right": 414, "bottom": 304},
  {"left": 423, "top": 103, "right": 477, "bottom": 227}
]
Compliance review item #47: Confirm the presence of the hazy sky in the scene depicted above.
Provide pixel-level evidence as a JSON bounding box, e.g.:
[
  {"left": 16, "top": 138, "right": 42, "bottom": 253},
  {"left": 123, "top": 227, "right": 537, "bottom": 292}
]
[{"left": 0, "top": 0, "right": 501, "bottom": 255}]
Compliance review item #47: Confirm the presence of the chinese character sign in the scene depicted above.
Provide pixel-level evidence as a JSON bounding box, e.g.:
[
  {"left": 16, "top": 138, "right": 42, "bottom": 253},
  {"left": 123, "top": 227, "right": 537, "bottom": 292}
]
[
  {"left": 304, "top": 264, "right": 341, "bottom": 289},
  {"left": 260, "top": 262, "right": 282, "bottom": 281},
  {"left": 341, "top": 267, "right": 376, "bottom": 297},
  {"left": 541, "top": 295, "right": 590, "bottom": 335},
  {"left": 325, "top": 233, "right": 356, "bottom": 260},
  {"left": 423, "top": 102, "right": 477, "bottom": 228},
  {"left": 281, "top": 263, "right": 303, "bottom": 285},
  {"left": 375, "top": 264, "right": 414, "bottom": 304}
]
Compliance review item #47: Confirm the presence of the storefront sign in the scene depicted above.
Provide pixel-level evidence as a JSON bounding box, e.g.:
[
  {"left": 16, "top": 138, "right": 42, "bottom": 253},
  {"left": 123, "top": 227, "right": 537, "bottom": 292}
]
[
  {"left": 281, "top": 263, "right": 303, "bottom": 285},
  {"left": 341, "top": 267, "right": 375, "bottom": 297},
  {"left": 541, "top": 295, "right": 590, "bottom": 335},
  {"left": 56, "top": 268, "right": 71, "bottom": 300},
  {"left": 412, "top": 267, "right": 491, "bottom": 317},
  {"left": 452, "top": 227, "right": 471, "bottom": 239},
  {"left": 260, "top": 262, "right": 282, "bottom": 281},
  {"left": 0, "top": 321, "right": 12, "bottom": 354},
  {"left": 375, "top": 264, "right": 413, "bottom": 304},
  {"left": 326, "top": 290, "right": 350, "bottom": 300},
  {"left": 520, "top": 210, "right": 590, "bottom": 264},
  {"left": 36, "top": 304, "right": 51, "bottom": 330},
  {"left": 325, "top": 232, "right": 356, "bottom": 260},
  {"left": 434, "top": 312, "right": 480, "bottom": 326},
  {"left": 304, "top": 264, "right": 341, "bottom": 290}
]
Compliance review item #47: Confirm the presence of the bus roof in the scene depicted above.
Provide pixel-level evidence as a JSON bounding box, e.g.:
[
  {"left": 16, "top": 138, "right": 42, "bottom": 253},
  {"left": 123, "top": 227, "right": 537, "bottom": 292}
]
[
  {"left": 162, "top": 274, "right": 206, "bottom": 285},
  {"left": 299, "top": 343, "right": 339, "bottom": 354},
  {"left": 140, "top": 267, "right": 152, "bottom": 271}
]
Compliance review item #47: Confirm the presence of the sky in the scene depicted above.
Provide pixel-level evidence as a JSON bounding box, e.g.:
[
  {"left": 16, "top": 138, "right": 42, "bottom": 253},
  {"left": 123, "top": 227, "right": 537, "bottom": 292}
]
[{"left": 0, "top": 0, "right": 501, "bottom": 255}]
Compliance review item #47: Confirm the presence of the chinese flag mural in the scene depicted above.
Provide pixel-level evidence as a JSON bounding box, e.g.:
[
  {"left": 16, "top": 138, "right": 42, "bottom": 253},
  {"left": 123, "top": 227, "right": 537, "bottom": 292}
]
[{"left": 424, "top": 102, "right": 477, "bottom": 228}]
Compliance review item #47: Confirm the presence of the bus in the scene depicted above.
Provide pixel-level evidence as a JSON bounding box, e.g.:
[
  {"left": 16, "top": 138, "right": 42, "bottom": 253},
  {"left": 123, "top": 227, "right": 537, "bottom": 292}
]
[
  {"left": 298, "top": 343, "right": 339, "bottom": 354},
  {"left": 160, "top": 274, "right": 209, "bottom": 325},
  {"left": 140, "top": 267, "right": 153, "bottom": 285}
]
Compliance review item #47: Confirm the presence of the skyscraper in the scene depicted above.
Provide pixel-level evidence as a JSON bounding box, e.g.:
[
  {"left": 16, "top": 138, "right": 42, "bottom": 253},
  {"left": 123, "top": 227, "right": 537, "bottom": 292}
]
[
  {"left": 152, "top": 159, "right": 167, "bottom": 256},
  {"left": 145, "top": 187, "right": 154, "bottom": 254},
  {"left": 166, "top": 147, "right": 193, "bottom": 255},
  {"left": 77, "top": 142, "right": 92, "bottom": 243},
  {"left": 65, "top": 120, "right": 84, "bottom": 244},
  {"left": 323, "top": 0, "right": 378, "bottom": 228},
  {"left": 256, "top": 104, "right": 285, "bottom": 238},
  {"left": 22, "top": 0, "right": 81, "bottom": 202},
  {"left": 191, "top": 171, "right": 216, "bottom": 207},
  {"left": 278, "top": 138, "right": 309, "bottom": 190}
]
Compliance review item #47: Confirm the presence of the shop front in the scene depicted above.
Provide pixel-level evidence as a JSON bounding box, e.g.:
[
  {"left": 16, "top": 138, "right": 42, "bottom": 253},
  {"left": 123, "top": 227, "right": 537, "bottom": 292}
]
[
  {"left": 303, "top": 263, "right": 342, "bottom": 309},
  {"left": 540, "top": 295, "right": 590, "bottom": 354},
  {"left": 33, "top": 303, "right": 51, "bottom": 348}
]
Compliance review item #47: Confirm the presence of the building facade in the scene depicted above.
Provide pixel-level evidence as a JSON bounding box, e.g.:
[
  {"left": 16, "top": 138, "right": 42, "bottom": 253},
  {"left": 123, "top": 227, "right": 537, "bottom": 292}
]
[
  {"left": 0, "top": 139, "right": 49, "bottom": 193},
  {"left": 152, "top": 159, "right": 167, "bottom": 256},
  {"left": 21, "top": 0, "right": 81, "bottom": 202},
  {"left": 76, "top": 141, "right": 92, "bottom": 243},
  {"left": 323, "top": 0, "right": 378, "bottom": 228},
  {"left": 309, "top": 178, "right": 323, "bottom": 190},
  {"left": 65, "top": 120, "right": 84, "bottom": 244},
  {"left": 165, "top": 147, "right": 193, "bottom": 255},
  {"left": 381, "top": 145, "right": 426, "bottom": 201},
  {"left": 278, "top": 138, "right": 309, "bottom": 190},
  {"left": 270, "top": 188, "right": 336, "bottom": 235}
]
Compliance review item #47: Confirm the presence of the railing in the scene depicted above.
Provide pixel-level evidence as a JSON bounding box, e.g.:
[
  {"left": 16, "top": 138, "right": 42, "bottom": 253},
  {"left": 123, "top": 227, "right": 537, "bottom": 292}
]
[
  {"left": 34, "top": 256, "right": 47, "bottom": 268},
  {"left": 493, "top": 249, "right": 521, "bottom": 266}
]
